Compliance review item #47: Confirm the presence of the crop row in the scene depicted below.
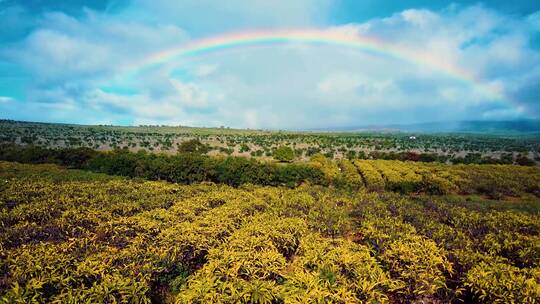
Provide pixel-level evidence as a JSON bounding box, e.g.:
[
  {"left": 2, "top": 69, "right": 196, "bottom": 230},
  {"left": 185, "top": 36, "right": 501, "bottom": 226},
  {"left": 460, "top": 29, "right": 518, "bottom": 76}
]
[
  {"left": 0, "top": 144, "right": 539, "bottom": 198},
  {"left": 0, "top": 162, "right": 538, "bottom": 303}
]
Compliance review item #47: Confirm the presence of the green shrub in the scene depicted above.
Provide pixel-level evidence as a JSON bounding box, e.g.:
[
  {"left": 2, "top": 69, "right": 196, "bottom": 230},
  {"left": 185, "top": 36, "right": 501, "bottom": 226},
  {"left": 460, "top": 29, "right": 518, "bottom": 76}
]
[
  {"left": 177, "top": 139, "right": 209, "bottom": 154},
  {"left": 273, "top": 146, "right": 295, "bottom": 162}
]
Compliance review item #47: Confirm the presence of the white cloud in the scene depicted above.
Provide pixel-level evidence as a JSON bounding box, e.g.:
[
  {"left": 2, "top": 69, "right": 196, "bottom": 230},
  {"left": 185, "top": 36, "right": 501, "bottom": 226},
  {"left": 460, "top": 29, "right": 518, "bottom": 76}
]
[
  {"left": 125, "top": 0, "right": 333, "bottom": 33},
  {"left": 400, "top": 9, "right": 439, "bottom": 27},
  {"left": 0, "top": 96, "right": 14, "bottom": 103},
  {"left": 528, "top": 11, "right": 540, "bottom": 30},
  {"left": 169, "top": 79, "right": 209, "bottom": 108},
  {"left": 3, "top": 4, "right": 539, "bottom": 128},
  {"left": 482, "top": 107, "right": 526, "bottom": 119},
  {"left": 317, "top": 73, "right": 395, "bottom": 98},
  {"left": 7, "top": 11, "right": 190, "bottom": 82},
  {"left": 194, "top": 64, "right": 219, "bottom": 77},
  {"left": 244, "top": 110, "right": 258, "bottom": 128},
  {"left": 318, "top": 73, "right": 362, "bottom": 94}
]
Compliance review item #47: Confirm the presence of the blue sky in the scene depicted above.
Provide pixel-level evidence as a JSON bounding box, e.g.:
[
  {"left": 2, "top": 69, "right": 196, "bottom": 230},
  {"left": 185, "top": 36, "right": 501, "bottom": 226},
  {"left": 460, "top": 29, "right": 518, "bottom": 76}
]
[{"left": 0, "top": 0, "right": 539, "bottom": 128}]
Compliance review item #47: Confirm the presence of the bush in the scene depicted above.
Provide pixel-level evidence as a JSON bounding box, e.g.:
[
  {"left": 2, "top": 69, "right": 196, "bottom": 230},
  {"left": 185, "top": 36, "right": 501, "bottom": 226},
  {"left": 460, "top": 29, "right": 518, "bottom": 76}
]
[
  {"left": 272, "top": 164, "right": 324, "bottom": 187},
  {"left": 421, "top": 173, "right": 458, "bottom": 195},
  {"left": 381, "top": 236, "right": 452, "bottom": 299},
  {"left": 309, "top": 154, "right": 339, "bottom": 184},
  {"left": 273, "top": 146, "right": 295, "bottom": 162},
  {"left": 177, "top": 139, "right": 209, "bottom": 154},
  {"left": 516, "top": 155, "right": 535, "bottom": 166},
  {"left": 353, "top": 160, "right": 385, "bottom": 192},
  {"left": 464, "top": 262, "right": 540, "bottom": 303},
  {"left": 335, "top": 159, "right": 363, "bottom": 190},
  {"left": 214, "top": 157, "right": 268, "bottom": 186}
]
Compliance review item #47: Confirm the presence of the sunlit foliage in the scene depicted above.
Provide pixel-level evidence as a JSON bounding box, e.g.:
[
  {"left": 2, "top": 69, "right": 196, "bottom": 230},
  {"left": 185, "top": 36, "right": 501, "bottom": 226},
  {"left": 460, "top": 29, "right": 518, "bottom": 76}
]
[{"left": 0, "top": 161, "right": 538, "bottom": 303}]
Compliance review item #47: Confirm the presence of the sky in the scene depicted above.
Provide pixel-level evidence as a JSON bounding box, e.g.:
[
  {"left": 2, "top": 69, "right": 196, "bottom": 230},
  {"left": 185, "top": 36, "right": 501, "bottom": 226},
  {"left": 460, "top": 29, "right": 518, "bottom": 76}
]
[{"left": 0, "top": 0, "right": 539, "bottom": 129}]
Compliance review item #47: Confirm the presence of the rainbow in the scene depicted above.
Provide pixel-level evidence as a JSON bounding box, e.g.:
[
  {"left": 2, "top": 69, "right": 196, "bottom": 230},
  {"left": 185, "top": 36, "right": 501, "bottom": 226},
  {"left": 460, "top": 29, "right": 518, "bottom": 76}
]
[{"left": 125, "top": 29, "right": 505, "bottom": 101}]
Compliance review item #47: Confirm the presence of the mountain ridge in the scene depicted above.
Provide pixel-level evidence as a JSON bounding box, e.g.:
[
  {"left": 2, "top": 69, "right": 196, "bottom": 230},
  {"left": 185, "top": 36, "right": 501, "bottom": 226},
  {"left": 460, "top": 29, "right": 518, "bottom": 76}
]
[{"left": 311, "top": 119, "right": 540, "bottom": 134}]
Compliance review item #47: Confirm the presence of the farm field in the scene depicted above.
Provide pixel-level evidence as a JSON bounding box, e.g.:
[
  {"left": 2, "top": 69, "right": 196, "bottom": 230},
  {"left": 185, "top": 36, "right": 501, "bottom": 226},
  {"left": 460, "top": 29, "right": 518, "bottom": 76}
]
[
  {"left": 0, "top": 157, "right": 539, "bottom": 303},
  {"left": 1, "top": 143, "right": 540, "bottom": 198},
  {"left": 2, "top": 120, "right": 539, "bottom": 165}
]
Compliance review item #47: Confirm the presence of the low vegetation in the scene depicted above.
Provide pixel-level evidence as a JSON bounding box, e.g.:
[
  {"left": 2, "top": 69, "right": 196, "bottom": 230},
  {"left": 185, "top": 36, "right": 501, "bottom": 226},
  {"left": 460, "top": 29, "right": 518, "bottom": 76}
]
[
  {"left": 1, "top": 144, "right": 539, "bottom": 198},
  {"left": 273, "top": 146, "right": 295, "bottom": 162},
  {"left": 1, "top": 125, "right": 539, "bottom": 303},
  {"left": 1, "top": 120, "right": 538, "bottom": 165},
  {"left": 0, "top": 161, "right": 538, "bottom": 303}
]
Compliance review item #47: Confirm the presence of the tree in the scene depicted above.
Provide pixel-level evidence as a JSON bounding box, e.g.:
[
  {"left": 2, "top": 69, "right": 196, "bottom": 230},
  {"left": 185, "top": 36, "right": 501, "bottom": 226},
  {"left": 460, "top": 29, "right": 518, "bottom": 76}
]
[
  {"left": 273, "top": 146, "right": 295, "bottom": 162},
  {"left": 239, "top": 144, "right": 250, "bottom": 153},
  {"left": 516, "top": 155, "right": 535, "bottom": 166},
  {"left": 178, "top": 139, "right": 209, "bottom": 154}
]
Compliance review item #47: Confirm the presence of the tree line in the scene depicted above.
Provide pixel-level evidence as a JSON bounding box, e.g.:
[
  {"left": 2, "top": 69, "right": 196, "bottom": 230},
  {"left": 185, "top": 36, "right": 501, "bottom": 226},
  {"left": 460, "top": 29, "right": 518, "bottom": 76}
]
[
  {"left": 0, "top": 144, "right": 323, "bottom": 188},
  {"left": 1, "top": 144, "right": 537, "bottom": 196}
]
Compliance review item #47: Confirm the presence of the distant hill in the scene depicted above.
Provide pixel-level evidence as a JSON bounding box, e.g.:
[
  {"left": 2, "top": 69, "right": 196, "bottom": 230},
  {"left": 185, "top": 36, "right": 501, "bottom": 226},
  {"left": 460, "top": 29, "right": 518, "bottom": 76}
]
[
  {"left": 324, "top": 120, "right": 540, "bottom": 135},
  {"left": 2, "top": 118, "right": 539, "bottom": 135}
]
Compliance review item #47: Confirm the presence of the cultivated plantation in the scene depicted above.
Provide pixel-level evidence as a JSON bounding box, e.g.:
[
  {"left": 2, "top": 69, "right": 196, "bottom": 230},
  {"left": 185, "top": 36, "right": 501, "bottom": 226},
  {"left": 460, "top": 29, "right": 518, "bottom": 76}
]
[
  {"left": 0, "top": 150, "right": 539, "bottom": 302},
  {"left": 0, "top": 122, "right": 539, "bottom": 303}
]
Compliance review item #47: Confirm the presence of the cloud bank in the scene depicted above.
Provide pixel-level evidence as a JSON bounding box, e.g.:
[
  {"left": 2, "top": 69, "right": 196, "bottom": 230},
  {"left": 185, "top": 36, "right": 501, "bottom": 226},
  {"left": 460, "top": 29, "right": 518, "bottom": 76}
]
[{"left": 0, "top": 1, "right": 539, "bottom": 128}]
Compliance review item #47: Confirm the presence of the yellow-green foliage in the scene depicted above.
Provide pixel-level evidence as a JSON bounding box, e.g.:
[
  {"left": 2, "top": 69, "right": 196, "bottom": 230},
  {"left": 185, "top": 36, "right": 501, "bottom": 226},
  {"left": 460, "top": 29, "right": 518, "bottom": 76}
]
[
  {"left": 359, "top": 215, "right": 452, "bottom": 299},
  {"left": 350, "top": 159, "right": 540, "bottom": 197},
  {"left": 370, "top": 160, "right": 422, "bottom": 193},
  {"left": 352, "top": 195, "right": 540, "bottom": 303},
  {"left": 464, "top": 262, "right": 540, "bottom": 303},
  {"left": 381, "top": 236, "right": 452, "bottom": 297},
  {"left": 0, "top": 161, "right": 539, "bottom": 304},
  {"left": 176, "top": 216, "right": 304, "bottom": 303},
  {"left": 336, "top": 159, "right": 363, "bottom": 190},
  {"left": 309, "top": 154, "right": 340, "bottom": 183},
  {"left": 420, "top": 173, "right": 458, "bottom": 194},
  {"left": 353, "top": 160, "right": 385, "bottom": 192},
  {"left": 281, "top": 234, "right": 393, "bottom": 303}
]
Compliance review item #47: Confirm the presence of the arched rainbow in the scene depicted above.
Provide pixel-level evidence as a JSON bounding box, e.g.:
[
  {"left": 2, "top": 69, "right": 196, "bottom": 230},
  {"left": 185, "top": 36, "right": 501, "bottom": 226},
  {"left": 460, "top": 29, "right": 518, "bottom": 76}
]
[{"left": 125, "top": 29, "right": 505, "bottom": 101}]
